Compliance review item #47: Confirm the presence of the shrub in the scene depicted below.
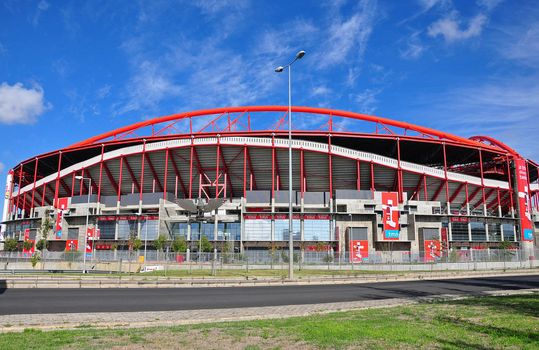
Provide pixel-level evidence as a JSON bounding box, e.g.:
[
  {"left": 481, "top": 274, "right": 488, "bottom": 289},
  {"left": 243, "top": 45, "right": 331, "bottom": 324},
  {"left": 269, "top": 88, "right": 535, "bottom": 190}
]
[
  {"left": 171, "top": 237, "right": 187, "bottom": 253},
  {"left": 4, "top": 238, "right": 18, "bottom": 252}
]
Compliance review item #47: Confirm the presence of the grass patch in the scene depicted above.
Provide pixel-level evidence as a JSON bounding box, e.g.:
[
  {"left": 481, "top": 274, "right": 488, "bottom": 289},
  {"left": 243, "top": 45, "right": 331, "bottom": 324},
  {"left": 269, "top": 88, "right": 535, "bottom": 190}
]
[{"left": 1, "top": 293, "right": 537, "bottom": 349}]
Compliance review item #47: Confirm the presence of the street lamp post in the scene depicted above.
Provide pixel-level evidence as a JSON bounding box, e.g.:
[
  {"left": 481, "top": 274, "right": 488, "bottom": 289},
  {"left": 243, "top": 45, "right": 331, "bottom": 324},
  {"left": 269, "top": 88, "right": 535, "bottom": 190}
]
[
  {"left": 275, "top": 50, "right": 306, "bottom": 280},
  {"left": 75, "top": 175, "right": 92, "bottom": 273}
]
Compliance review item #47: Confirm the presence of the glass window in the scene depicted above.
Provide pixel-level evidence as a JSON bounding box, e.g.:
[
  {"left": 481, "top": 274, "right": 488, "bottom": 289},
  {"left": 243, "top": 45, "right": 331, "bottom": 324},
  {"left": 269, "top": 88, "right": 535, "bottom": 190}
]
[
  {"left": 502, "top": 223, "right": 515, "bottom": 241},
  {"left": 118, "top": 220, "right": 137, "bottom": 240},
  {"left": 470, "top": 221, "right": 486, "bottom": 241},
  {"left": 224, "top": 222, "right": 240, "bottom": 241},
  {"left": 171, "top": 222, "right": 189, "bottom": 238},
  {"left": 350, "top": 227, "right": 368, "bottom": 241},
  {"left": 98, "top": 222, "right": 115, "bottom": 240},
  {"left": 451, "top": 222, "right": 469, "bottom": 241},
  {"left": 245, "top": 219, "right": 271, "bottom": 241},
  {"left": 140, "top": 220, "right": 159, "bottom": 240},
  {"left": 304, "top": 220, "right": 330, "bottom": 241},
  {"left": 67, "top": 227, "right": 79, "bottom": 240},
  {"left": 274, "top": 219, "right": 300, "bottom": 241}
]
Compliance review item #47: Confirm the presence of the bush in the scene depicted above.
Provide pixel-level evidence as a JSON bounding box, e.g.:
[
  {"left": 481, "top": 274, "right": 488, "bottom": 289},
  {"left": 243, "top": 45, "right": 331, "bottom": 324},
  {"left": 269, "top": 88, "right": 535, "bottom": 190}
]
[
  {"left": 35, "top": 239, "right": 49, "bottom": 251},
  {"left": 281, "top": 251, "right": 300, "bottom": 263},
  {"left": 154, "top": 234, "right": 167, "bottom": 251},
  {"left": 22, "top": 240, "right": 34, "bottom": 251},
  {"left": 323, "top": 253, "right": 334, "bottom": 263},
  {"left": 171, "top": 237, "right": 187, "bottom": 253},
  {"left": 4, "top": 238, "right": 18, "bottom": 252},
  {"left": 200, "top": 236, "right": 213, "bottom": 253},
  {"left": 30, "top": 253, "right": 41, "bottom": 268}
]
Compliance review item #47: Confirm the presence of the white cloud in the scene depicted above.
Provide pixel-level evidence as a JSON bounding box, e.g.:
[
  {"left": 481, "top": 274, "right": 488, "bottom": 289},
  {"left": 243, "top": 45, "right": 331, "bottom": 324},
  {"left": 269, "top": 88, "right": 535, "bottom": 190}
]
[
  {"left": 401, "top": 31, "right": 425, "bottom": 59},
  {"left": 317, "top": 0, "right": 377, "bottom": 68},
  {"left": 428, "top": 12, "right": 487, "bottom": 42},
  {"left": 32, "top": 0, "right": 50, "bottom": 26},
  {"left": 354, "top": 88, "right": 381, "bottom": 115},
  {"left": 502, "top": 23, "right": 539, "bottom": 68},
  {"left": 312, "top": 86, "right": 332, "bottom": 97},
  {"left": 0, "top": 82, "right": 50, "bottom": 124},
  {"left": 413, "top": 77, "right": 539, "bottom": 161},
  {"left": 477, "top": 0, "right": 503, "bottom": 11},
  {"left": 0, "top": 161, "right": 4, "bottom": 174}
]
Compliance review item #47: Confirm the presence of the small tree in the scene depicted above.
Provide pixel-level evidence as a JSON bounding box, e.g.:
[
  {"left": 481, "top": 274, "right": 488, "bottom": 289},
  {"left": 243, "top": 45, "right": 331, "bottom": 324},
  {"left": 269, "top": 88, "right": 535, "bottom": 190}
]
[
  {"left": 172, "top": 237, "right": 187, "bottom": 254},
  {"left": 200, "top": 236, "right": 213, "bottom": 253},
  {"left": 23, "top": 240, "right": 34, "bottom": 252},
  {"left": 4, "top": 238, "right": 18, "bottom": 252},
  {"left": 131, "top": 238, "right": 143, "bottom": 252},
  {"left": 30, "top": 253, "right": 40, "bottom": 268},
  {"left": 154, "top": 234, "right": 167, "bottom": 261},
  {"left": 35, "top": 239, "right": 48, "bottom": 252},
  {"left": 41, "top": 216, "right": 53, "bottom": 240}
]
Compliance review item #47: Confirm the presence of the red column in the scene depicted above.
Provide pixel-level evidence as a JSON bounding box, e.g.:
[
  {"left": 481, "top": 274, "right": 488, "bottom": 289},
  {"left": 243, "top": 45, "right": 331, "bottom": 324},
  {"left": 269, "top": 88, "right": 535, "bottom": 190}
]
[
  {"left": 271, "top": 136, "right": 275, "bottom": 199},
  {"left": 139, "top": 140, "right": 146, "bottom": 201},
  {"left": 15, "top": 164, "right": 23, "bottom": 214},
  {"left": 478, "top": 149, "right": 486, "bottom": 213},
  {"left": 300, "top": 148, "right": 304, "bottom": 198},
  {"left": 70, "top": 172, "right": 75, "bottom": 197},
  {"left": 118, "top": 157, "right": 124, "bottom": 202},
  {"left": 31, "top": 158, "right": 39, "bottom": 213},
  {"left": 423, "top": 174, "right": 428, "bottom": 201},
  {"left": 53, "top": 151, "right": 63, "bottom": 207},
  {"left": 328, "top": 135, "right": 333, "bottom": 198},
  {"left": 41, "top": 182, "right": 46, "bottom": 207},
  {"left": 397, "top": 138, "right": 403, "bottom": 203},
  {"left": 356, "top": 159, "right": 361, "bottom": 191},
  {"left": 443, "top": 143, "right": 450, "bottom": 209},
  {"left": 370, "top": 161, "right": 375, "bottom": 197},
  {"left": 97, "top": 145, "right": 105, "bottom": 202},
  {"left": 505, "top": 156, "right": 514, "bottom": 215},
  {"left": 243, "top": 145, "right": 247, "bottom": 198},
  {"left": 216, "top": 137, "right": 220, "bottom": 199},
  {"left": 189, "top": 138, "right": 194, "bottom": 199},
  {"left": 163, "top": 148, "right": 169, "bottom": 199}
]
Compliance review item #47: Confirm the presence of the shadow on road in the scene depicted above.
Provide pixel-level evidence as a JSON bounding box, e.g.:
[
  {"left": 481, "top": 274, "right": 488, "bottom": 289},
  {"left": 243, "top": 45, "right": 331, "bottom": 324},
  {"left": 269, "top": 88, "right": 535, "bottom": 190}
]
[{"left": 0, "top": 280, "right": 6, "bottom": 294}]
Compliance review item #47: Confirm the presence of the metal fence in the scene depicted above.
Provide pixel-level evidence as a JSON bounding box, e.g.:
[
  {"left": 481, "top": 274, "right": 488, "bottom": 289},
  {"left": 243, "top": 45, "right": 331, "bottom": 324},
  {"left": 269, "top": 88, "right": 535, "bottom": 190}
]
[{"left": 1, "top": 248, "right": 537, "bottom": 267}]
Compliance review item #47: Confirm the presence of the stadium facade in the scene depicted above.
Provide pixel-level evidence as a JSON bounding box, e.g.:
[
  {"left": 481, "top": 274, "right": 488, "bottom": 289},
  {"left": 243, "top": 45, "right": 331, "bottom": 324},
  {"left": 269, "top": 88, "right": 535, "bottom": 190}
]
[{"left": 2, "top": 106, "right": 538, "bottom": 260}]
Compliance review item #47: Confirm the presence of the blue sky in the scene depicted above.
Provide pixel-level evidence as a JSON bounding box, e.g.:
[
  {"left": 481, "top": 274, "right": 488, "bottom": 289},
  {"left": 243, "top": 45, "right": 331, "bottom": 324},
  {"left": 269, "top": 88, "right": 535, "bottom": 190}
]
[{"left": 1, "top": 0, "right": 538, "bottom": 185}]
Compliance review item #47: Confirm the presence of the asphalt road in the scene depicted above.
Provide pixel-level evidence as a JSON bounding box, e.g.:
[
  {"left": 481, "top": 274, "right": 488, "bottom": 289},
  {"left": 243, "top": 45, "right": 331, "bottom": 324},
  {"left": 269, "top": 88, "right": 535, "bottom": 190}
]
[{"left": 0, "top": 275, "right": 537, "bottom": 315}]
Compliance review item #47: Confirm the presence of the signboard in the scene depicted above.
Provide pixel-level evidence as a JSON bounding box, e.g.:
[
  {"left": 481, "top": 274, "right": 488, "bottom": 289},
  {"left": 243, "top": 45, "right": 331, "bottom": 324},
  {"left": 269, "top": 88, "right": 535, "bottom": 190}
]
[
  {"left": 382, "top": 192, "right": 400, "bottom": 240},
  {"left": 22, "top": 228, "right": 35, "bottom": 256},
  {"left": 65, "top": 239, "right": 78, "bottom": 251},
  {"left": 424, "top": 240, "right": 441, "bottom": 262},
  {"left": 54, "top": 197, "right": 69, "bottom": 240},
  {"left": 97, "top": 215, "right": 159, "bottom": 221},
  {"left": 515, "top": 159, "right": 534, "bottom": 241},
  {"left": 85, "top": 241, "right": 93, "bottom": 254},
  {"left": 86, "top": 227, "right": 101, "bottom": 240},
  {"left": 349, "top": 239, "right": 368, "bottom": 262}
]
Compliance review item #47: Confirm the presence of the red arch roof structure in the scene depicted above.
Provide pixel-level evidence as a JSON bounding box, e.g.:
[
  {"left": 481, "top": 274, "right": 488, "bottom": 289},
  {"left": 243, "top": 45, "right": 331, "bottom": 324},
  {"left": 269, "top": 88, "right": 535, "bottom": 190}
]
[{"left": 69, "top": 106, "right": 504, "bottom": 153}]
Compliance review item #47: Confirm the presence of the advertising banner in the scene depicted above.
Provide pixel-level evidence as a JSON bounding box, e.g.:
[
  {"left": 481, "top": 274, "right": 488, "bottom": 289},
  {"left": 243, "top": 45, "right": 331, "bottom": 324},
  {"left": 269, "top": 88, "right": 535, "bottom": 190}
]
[
  {"left": 381, "top": 192, "right": 400, "bottom": 240},
  {"left": 22, "top": 229, "right": 35, "bottom": 256},
  {"left": 54, "top": 197, "right": 69, "bottom": 240},
  {"left": 65, "top": 239, "right": 78, "bottom": 251},
  {"left": 85, "top": 241, "right": 93, "bottom": 254},
  {"left": 86, "top": 227, "right": 101, "bottom": 240},
  {"left": 515, "top": 159, "right": 534, "bottom": 241},
  {"left": 424, "top": 240, "right": 441, "bottom": 262},
  {"left": 349, "top": 239, "right": 369, "bottom": 262}
]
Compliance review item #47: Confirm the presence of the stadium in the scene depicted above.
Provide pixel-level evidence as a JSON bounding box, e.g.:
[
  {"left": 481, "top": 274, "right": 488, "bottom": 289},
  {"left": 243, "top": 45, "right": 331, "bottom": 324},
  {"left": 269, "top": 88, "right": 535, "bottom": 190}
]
[{"left": 2, "top": 106, "right": 538, "bottom": 261}]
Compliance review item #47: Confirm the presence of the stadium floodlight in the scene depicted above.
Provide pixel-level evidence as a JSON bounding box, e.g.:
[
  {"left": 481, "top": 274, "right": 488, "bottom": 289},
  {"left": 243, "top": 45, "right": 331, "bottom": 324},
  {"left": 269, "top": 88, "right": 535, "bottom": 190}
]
[
  {"left": 75, "top": 175, "right": 92, "bottom": 273},
  {"left": 274, "top": 50, "right": 306, "bottom": 280}
]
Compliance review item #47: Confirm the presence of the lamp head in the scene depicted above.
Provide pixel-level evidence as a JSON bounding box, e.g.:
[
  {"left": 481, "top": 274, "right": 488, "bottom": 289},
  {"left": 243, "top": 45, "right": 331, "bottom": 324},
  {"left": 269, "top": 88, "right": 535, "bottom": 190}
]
[
  {"left": 296, "top": 50, "right": 306, "bottom": 60},
  {"left": 274, "top": 66, "right": 284, "bottom": 73},
  {"left": 75, "top": 175, "right": 83, "bottom": 180}
]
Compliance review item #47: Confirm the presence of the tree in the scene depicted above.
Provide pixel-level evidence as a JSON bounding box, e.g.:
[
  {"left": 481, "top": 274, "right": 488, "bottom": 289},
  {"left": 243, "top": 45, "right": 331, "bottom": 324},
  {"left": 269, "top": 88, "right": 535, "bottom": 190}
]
[
  {"left": 30, "top": 253, "right": 40, "bottom": 268},
  {"left": 131, "top": 238, "right": 143, "bottom": 252},
  {"left": 35, "top": 239, "right": 49, "bottom": 252},
  {"left": 41, "top": 216, "right": 53, "bottom": 240},
  {"left": 171, "top": 237, "right": 187, "bottom": 254},
  {"left": 4, "top": 238, "right": 18, "bottom": 252},
  {"left": 22, "top": 240, "right": 34, "bottom": 252},
  {"left": 154, "top": 234, "right": 167, "bottom": 251},
  {"left": 200, "top": 236, "right": 213, "bottom": 253}
]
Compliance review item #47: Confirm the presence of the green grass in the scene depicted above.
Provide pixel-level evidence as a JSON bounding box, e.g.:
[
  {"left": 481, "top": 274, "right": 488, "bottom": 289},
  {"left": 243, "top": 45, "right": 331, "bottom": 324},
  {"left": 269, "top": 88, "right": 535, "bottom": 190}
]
[
  {"left": 140, "top": 268, "right": 403, "bottom": 278},
  {"left": 1, "top": 293, "right": 537, "bottom": 349}
]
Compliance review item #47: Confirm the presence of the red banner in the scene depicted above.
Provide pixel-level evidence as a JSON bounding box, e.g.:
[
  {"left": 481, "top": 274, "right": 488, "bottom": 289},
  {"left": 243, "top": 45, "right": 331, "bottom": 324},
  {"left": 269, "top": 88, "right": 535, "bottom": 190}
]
[
  {"left": 22, "top": 229, "right": 35, "bottom": 256},
  {"left": 349, "top": 239, "right": 368, "bottom": 262},
  {"left": 65, "top": 239, "right": 78, "bottom": 251},
  {"left": 382, "top": 192, "right": 400, "bottom": 240},
  {"left": 86, "top": 227, "right": 100, "bottom": 240},
  {"left": 424, "top": 240, "right": 441, "bottom": 262},
  {"left": 515, "top": 159, "right": 534, "bottom": 241},
  {"left": 85, "top": 241, "right": 93, "bottom": 254},
  {"left": 55, "top": 197, "right": 68, "bottom": 240}
]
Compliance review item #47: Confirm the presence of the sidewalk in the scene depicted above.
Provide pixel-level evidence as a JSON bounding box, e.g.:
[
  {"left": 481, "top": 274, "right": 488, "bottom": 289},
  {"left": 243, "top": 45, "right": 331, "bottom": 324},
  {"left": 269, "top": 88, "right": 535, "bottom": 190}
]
[{"left": 1, "top": 268, "right": 538, "bottom": 288}]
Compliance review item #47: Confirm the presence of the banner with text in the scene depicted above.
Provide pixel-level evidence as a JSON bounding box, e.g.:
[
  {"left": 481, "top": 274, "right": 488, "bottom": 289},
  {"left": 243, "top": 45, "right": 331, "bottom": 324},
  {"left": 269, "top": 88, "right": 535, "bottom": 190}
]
[
  {"left": 382, "top": 192, "right": 400, "bottom": 240},
  {"left": 515, "top": 159, "right": 534, "bottom": 241}
]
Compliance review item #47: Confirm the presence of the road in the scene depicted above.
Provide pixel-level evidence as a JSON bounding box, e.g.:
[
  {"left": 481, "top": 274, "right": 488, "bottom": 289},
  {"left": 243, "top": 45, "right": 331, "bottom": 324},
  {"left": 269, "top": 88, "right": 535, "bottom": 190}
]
[{"left": 0, "top": 274, "right": 537, "bottom": 315}]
